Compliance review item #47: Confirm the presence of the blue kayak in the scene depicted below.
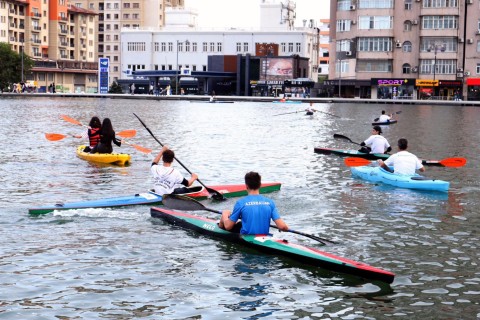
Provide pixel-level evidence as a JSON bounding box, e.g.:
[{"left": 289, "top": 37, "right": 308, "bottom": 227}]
[{"left": 350, "top": 166, "right": 449, "bottom": 192}]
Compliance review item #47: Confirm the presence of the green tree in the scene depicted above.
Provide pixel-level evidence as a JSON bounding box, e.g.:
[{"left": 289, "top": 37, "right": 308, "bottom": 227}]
[
  {"left": 108, "top": 81, "right": 123, "bottom": 93},
  {"left": 0, "top": 42, "right": 33, "bottom": 91}
]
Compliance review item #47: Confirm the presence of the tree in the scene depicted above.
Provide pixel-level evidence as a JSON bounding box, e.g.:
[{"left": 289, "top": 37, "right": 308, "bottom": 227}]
[
  {"left": 0, "top": 42, "right": 33, "bottom": 90},
  {"left": 108, "top": 81, "right": 123, "bottom": 93}
]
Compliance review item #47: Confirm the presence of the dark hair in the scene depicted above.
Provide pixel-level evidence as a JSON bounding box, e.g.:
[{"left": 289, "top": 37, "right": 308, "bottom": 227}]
[
  {"left": 100, "top": 118, "right": 115, "bottom": 137},
  {"left": 373, "top": 125, "right": 382, "bottom": 134},
  {"left": 381, "top": 110, "right": 386, "bottom": 114},
  {"left": 245, "top": 171, "right": 261, "bottom": 190},
  {"left": 162, "top": 150, "right": 175, "bottom": 163},
  {"left": 89, "top": 116, "right": 101, "bottom": 128},
  {"left": 398, "top": 138, "right": 408, "bottom": 150}
]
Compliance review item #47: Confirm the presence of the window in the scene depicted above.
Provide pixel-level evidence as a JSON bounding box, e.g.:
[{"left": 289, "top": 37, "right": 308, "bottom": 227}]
[
  {"left": 476, "top": 63, "right": 480, "bottom": 74},
  {"left": 203, "top": 42, "right": 208, "bottom": 52},
  {"left": 402, "top": 63, "right": 411, "bottom": 74},
  {"left": 404, "top": 21, "right": 412, "bottom": 31},
  {"left": 359, "top": 16, "right": 393, "bottom": 29},
  {"left": 359, "top": 0, "right": 394, "bottom": 8},
  {"left": 296, "top": 42, "right": 301, "bottom": 52},
  {"left": 210, "top": 42, "right": 215, "bottom": 51},
  {"left": 288, "top": 43, "right": 293, "bottom": 52},
  {"left": 420, "top": 59, "right": 456, "bottom": 74},
  {"left": 123, "top": 3, "right": 130, "bottom": 8},
  {"left": 337, "top": 20, "right": 352, "bottom": 32},
  {"left": 192, "top": 42, "right": 197, "bottom": 52},
  {"left": 420, "top": 37, "right": 457, "bottom": 52},
  {"left": 337, "top": 0, "right": 353, "bottom": 10},
  {"left": 403, "top": 41, "right": 412, "bottom": 52},
  {"left": 358, "top": 37, "right": 392, "bottom": 51},
  {"left": 168, "top": 42, "right": 173, "bottom": 51},
  {"left": 405, "top": 0, "right": 412, "bottom": 10},
  {"left": 336, "top": 60, "right": 349, "bottom": 74},
  {"left": 422, "top": 0, "right": 458, "bottom": 8},
  {"left": 186, "top": 41, "right": 190, "bottom": 52},
  {"left": 356, "top": 60, "right": 392, "bottom": 72},
  {"left": 217, "top": 42, "right": 222, "bottom": 52},
  {"left": 243, "top": 42, "right": 249, "bottom": 52},
  {"left": 236, "top": 42, "right": 241, "bottom": 52},
  {"left": 422, "top": 16, "right": 458, "bottom": 29},
  {"left": 281, "top": 43, "right": 286, "bottom": 52}
]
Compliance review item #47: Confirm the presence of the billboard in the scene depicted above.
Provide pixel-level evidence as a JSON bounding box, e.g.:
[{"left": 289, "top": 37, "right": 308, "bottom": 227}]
[
  {"left": 98, "top": 58, "right": 109, "bottom": 94},
  {"left": 261, "top": 58, "right": 293, "bottom": 81}
]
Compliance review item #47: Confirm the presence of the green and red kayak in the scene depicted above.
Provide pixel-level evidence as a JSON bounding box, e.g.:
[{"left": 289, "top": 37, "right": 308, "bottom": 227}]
[
  {"left": 150, "top": 207, "right": 395, "bottom": 284},
  {"left": 314, "top": 147, "right": 464, "bottom": 167},
  {"left": 28, "top": 182, "right": 281, "bottom": 215}
]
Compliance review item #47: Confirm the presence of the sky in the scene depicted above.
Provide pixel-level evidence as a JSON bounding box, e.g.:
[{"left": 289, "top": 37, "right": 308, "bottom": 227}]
[{"left": 184, "top": 0, "right": 328, "bottom": 29}]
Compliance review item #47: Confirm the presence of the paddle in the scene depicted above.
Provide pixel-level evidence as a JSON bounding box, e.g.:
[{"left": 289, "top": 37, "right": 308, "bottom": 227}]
[
  {"left": 345, "top": 156, "right": 467, "bottom": 168},
  {"left": 162, "top": 194, "right": 337, "bottom": 245},
  {"left": 45, "top": 129, "right": 137, "bottom": 141},
  {"left": 374, "top": 111, "right": 402, "bottom": 122},
  {"left": 333, "top": 134, "right": 362, "bottom": 146},
  {"left": 122, "top": 141, "right": 152, "bottom": 154},
  {"left": 133, "top": 112, "right": 226, "bottom": 201},
  {"left": 315, "top": 109, "right": 341, "bottom": 118},
  {"left": 273, "top": 110, "right": 303, "bottom": 116}
]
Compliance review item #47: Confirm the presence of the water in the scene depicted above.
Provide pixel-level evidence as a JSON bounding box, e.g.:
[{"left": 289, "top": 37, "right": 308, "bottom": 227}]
[{"left": 0, "top": 97, "right": 479, "bottom": 319}]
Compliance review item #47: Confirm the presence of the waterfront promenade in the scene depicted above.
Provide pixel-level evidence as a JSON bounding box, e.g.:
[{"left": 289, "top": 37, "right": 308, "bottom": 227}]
[{"left": 2, "top": 91, "right": 480, "bottom": 107}]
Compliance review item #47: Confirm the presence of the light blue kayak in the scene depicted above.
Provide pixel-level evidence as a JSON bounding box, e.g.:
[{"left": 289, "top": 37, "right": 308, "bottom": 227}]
[{"left": 350, "top": 166, "right": 449, "bottom": 192}]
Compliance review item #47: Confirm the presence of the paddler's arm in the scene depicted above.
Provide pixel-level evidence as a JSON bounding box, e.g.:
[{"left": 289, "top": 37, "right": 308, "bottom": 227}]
[
  {"left": 377, "top": 159, "right": 393, "bottom": 172},
  {"left": 219, "top": 210, "right": 235, "bottom": 230},
  {"left": 273, "top": 218, "right": 289, "bottom": 231},
  {"left": 152, "top": 145, "right": 168, "bottom": 165}
]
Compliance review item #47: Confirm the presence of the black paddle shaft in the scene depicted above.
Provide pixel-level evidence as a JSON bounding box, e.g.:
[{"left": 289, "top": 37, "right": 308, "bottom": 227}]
[{"left": 133, "top": 113, "right": 226, "bottom": 201}]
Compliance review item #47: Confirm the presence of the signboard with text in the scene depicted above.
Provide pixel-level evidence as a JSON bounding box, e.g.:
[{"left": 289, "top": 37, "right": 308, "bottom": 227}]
[{"left": 98, "top": 58, "right": 109, "bottom": 94}]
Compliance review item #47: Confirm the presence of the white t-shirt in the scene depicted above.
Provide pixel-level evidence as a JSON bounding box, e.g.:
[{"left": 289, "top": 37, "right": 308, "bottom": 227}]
[
  {"left": 150, "top": 164, "right": 185, "bottom": 195},
  {"left": 378, "top": 114, "right": 391, "bottom": 122},
  {"left": 384, "top": 150, "right": 423, "bottom": 175},
  {"left": 364, "top": 135, "right": 390, "bottom": 154}
]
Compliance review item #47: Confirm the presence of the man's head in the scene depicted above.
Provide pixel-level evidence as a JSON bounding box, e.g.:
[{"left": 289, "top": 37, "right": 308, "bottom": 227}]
[
  {"left": 373, "top": 125, "right": 382, "bottom": 135},
  {"left": 162, "top": 150, "right": 175, "bottom": 163},
  {"left": 382, "top": 110, "right": 386, "bottom": 115},
  {"left": 245, "top": 171, "right": 261, "bottom": 190},
  {"left": 397, "top": 138, "right": 408, "bottom": 150}
]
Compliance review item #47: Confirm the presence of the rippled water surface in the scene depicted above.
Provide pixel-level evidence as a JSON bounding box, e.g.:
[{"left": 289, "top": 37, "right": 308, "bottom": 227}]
[{"left": 1, "top": 97, "right": 479, "bottom": 319}]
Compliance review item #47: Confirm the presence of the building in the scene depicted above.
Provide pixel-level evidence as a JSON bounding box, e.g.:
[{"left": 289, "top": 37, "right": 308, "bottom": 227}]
[
  {"left": 328, "top": 0, "right": 479, "bottom": 100},
  {"left": 74, "top": 0, "right": 184, "bottom": 85},
  {"left": 2, "top": 0, "right": 98, "bottom": 93},
  {"left": 120, "top": 1, "right": 320, "bottom": 96}
]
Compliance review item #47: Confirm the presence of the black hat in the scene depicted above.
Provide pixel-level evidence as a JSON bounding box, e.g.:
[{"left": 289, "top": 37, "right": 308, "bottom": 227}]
[{"left": 373, "top": 125, "right": 382, "bottom": 134}]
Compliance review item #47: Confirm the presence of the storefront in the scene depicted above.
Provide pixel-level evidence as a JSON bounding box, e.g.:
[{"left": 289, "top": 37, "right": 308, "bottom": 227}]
[
  {"left": 415, "top": 79, "right": 437, "bottom": 100},
  {"left": 250, "top": 80, "right": 284, "bottom": 97},
  {"left": 371, "top": 78, "right": 416, "bottom": 100},
  {"left": 437, "top": 80, "right": 463, "bottom": 100},
  {"left": 466, "top": 78, "right": 480, "bottom": 101}
]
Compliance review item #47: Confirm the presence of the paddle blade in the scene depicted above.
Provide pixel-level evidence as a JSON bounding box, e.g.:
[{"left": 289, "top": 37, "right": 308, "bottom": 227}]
[
  {"left": 439, "top": 157, "right": 467, "bottom": 167},
  {"left": 162, "top": 194, "right": 207, "bottom": 211},
  {"left": 333, "top": 133, "right": 351, "bottom": 141},
  {"left": 45, "top": 133, "right": 66, "bottom": 141},
  {"left": 344, "top": 157, "right": 372, "bottom": 167},
  {"left": 131, "top": 144, "right": 152, "bottom": 154},
  {"left": 117, "top": 129, "right": 136, "bottom": 138},
  {"left": 61, "top": 115, "right": 82, "bottom": 126}
]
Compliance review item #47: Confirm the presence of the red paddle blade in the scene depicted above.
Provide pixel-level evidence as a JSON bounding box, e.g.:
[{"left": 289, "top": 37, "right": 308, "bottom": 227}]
[
  {"left": 45, "top": 133, "right": 66, "bottom": 141},
  {"left": 344, "top": 157, "right": 372, "bottom": 167},
  {"left": 439, "top": 157, "right": 467, "bottom": 167},
  {"left": 61, "top": 115, "right": 82, "bottom": 126},
  {"left": 117, "top": 129, "right": 137, "bottom": 138}
]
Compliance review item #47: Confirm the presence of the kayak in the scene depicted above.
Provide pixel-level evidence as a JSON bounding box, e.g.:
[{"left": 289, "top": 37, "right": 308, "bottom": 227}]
[
  {"left": 350, "top": 165, "right": 449, "bottom": 192},
  {"left": 28, "top": 182, "right": 282, "bottom": 215},
  {"left": 315, "top": 147, "right": 390, "bottom": 161},
  {"left": 76, "top": 145, "right": 131, "bottom": 166},
  {"left": 272, "top": 100, "right": 302, "bottom": 104},
  {"left": 314, "top": 147, "right": 457, "bottom": 167},
  {"left": 371, "top": 120, "right": 398, "bottom": 125},
  {"left": 150, "top": 207, "right": 395, "bottom": 284}
]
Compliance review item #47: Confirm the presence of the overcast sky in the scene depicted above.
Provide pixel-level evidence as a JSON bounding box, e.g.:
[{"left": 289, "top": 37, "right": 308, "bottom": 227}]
[{"left": 184, "top": 0, "right": 328, "bottom": 29}]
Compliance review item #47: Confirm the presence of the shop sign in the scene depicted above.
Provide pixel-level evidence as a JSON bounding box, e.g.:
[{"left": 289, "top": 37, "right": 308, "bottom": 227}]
[
  {"left": 416, "top": 79, "right": 438, "bottom": 87},
  {"left": 466, "top": 78, "right": 480, "bottom": 86},
  {"left": 438, "top": 80, "right": 462, "bottom": 86},
  {"left": 372, "top": 79, "right": 413, "bottom": 86}
]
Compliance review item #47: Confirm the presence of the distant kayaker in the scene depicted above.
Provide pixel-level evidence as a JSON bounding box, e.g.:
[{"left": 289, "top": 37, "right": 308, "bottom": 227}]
[
  {"left": 89, "top": 118, "right": 122, "bottom": 154},
  {"left": 377, "top": 138, "right": 425, "bottom": 175},
  {"left": 219, "top": 171, "right": 289, "bottom": 235},
  {"left": 378, "top": 110, "right": 393, "bottom": 122},
  {"left": 74, "top": 116, "right": 101, "bottom": 153},
  {"left": 359, "top": 125, "right": 392, "bottom": 154},
  {"left": 151, "top": 145, "right": 198, "bottom": 195},
  {"left": 305, "top": 102, "right": 316, "bottom": 116}
]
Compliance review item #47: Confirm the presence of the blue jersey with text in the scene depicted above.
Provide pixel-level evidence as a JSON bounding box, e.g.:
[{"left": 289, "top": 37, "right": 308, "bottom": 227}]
[{"left": 229, "top": 194, "right": 281, "bottom": 235}]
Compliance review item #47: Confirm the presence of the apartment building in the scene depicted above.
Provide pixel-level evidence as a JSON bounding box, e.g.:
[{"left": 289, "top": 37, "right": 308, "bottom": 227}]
[
  {"left": 2, "top": 0, "right": 98, "bottom": 93},
  {"left": 74, "top": 0, "right": 184, "bottom": 85},
  {"left": 328, "top": 0, "right": 480, "bottom": 100}
]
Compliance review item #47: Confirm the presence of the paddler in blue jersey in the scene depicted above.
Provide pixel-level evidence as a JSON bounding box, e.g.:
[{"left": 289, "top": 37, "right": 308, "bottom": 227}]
[{"left": 219, "top": 171, "right": 289, "bottom": 235}]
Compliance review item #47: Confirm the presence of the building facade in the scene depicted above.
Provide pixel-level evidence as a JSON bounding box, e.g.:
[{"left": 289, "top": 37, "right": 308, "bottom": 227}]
[
  {"left": 329, "top": 0, "right": 480, "bottom": 100},
  {"left": 2, "top": 0, "right": 98, "bottom": 93}
]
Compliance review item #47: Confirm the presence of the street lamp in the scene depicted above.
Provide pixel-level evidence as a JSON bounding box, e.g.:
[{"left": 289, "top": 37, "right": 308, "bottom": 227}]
[
  {"left": 427, "top": 43, "right": 446, "bottom": 81},
  {"left": 175, "top": 39, "right": 189, "bottom": 95},
  {"left": 21, "top": 39, "right": 25, "bottom": 83}
]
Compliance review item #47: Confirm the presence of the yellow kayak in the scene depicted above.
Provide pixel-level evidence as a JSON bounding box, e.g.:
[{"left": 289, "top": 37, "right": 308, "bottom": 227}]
[{"left": 76, "top": 145, "right": 131, "bottom": 166}]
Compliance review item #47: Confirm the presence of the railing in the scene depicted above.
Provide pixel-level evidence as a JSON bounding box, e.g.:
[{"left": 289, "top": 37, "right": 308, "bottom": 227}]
[
  {"left": 33, "top": 12, "right": 42, "bottom": 18},
  {"left": 33, "top": 26, "right": 41, "bottom": 31},
  {"left": 33, "top": 52, "right": 42, "bottom": 57},
  {"left": 10, "top": 23, "right": 16, "bottom": 28},
  {"left": 60, "top": 29, "right": 68, "bottom": 34},
  {"left": 33, "top": 39, "right": 42, "bottom": 44},
  {"left": 60, "top": 42, "right": 68, "bottom": 47}
]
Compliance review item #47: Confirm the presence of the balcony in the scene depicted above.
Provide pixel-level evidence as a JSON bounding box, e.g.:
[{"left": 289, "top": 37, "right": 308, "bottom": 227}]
[
  {"left": 33, "top": 52, "right": 42, "bottom": 57},
  {"left": 60, "top": 41, "right": 68, "bottom": 47},
  {"left": 60, "top": 29, "right": 68, "bottom": 34},
  {"left": 33, "top": 26, "right": 41, "bottom": 31},
  {"left": 60, "top": 54, "right": 68, "bottom": 59},
  {"left": 33, "top": 39, "right": 41, "bottom": 44},
  {"left": 10, "top": 23, "right": 17, "bottom": 28},
  {"left": 33, "top": 12, "right": 42, "bottom": 18}
]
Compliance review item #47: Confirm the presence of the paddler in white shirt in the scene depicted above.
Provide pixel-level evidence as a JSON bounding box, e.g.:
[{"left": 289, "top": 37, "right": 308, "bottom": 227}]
[{"left": 359, "top": 125, "right": 392, "bottom": 154}]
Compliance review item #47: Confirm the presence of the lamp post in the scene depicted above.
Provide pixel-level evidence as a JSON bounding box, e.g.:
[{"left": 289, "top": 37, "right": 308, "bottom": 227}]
[
  {"left": 175, "top": 39, "right": 189, "bottom": 95},
  {"left": 21, "top": 39, "right": 24, "bottom": 83},
  {"left": 428, "top": 43, "right": 446, "bottom": 81}
]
